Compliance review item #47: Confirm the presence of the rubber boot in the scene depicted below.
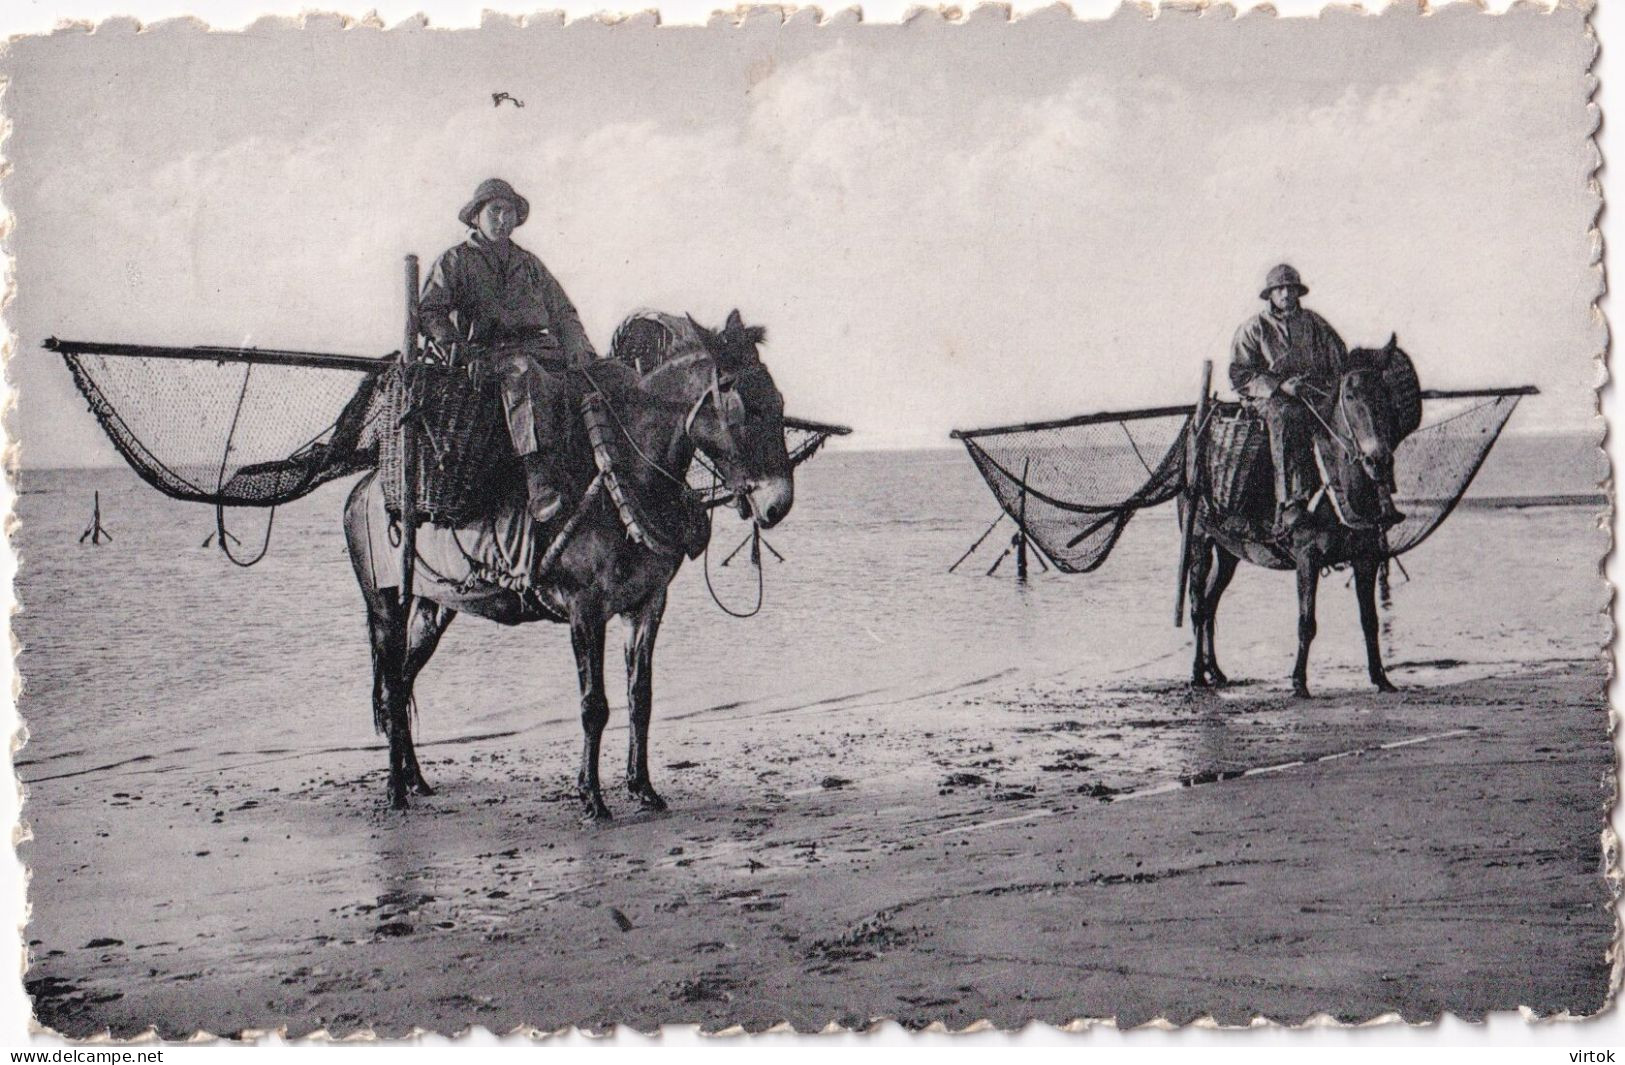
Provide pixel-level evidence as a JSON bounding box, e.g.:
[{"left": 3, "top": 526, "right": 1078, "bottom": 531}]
[
  {"left": 523, "top": 452, "right": 565, "bottom": 524},
  {"left": 1374, "top": 473, "right": 1405, "bottom": 528}
]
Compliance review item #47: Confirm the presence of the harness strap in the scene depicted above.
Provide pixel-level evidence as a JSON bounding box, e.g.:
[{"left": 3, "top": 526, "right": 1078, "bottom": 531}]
[
  {"left": 1310, "top": 441, "right": 1344, "bottom": 526},
  {"left": 581, "top": 392, "right": 684, "bottom": 557},
  {"left": 533, "top": 471, "right": 607, "bottom": 578}
]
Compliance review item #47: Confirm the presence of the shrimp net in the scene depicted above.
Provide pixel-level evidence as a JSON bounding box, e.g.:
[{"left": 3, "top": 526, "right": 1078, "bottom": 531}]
[
  {"left": 957, "top": 390, "right": 1527, "bottom": 574},
  {"left": 61, "top": 349, "right": 384, "bottom": 507},
  {"left": 59, "top": 343, "right": 848, "bottom": 517}
]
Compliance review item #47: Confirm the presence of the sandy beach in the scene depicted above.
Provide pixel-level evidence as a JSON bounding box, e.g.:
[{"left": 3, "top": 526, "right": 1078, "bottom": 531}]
[
  {"left": 3, "top": 0, "right": 1613, "bottom": 1042},
  {"left": 22, "top": 655, "right": 1614, "bottom": 1037}
]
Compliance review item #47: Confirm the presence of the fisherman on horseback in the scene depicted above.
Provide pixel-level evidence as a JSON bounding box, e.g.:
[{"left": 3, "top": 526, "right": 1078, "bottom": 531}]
[
  {"left": 1230, "top": 263, "right": 1404, "bottom": 537},
  {"left": 419, "top": 178, "right": 597, "bottom": 524}
]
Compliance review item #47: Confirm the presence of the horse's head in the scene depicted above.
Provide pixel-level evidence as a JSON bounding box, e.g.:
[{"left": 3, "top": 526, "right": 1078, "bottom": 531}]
[
  {"left": 1338, "top": 334, "right": 1401, "bottom": 485},
  {"left": 682, "top": 309, "right": 795, "bottom": 529}
]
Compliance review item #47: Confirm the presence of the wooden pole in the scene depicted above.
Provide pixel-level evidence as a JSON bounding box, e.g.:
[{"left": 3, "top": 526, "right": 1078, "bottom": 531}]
[
  {"left": 1016, "top": 457, "right": 1030, "bottom": 581},
  {"left": 949, "top": 511, "right": 1006, "bottom": 573},
  {"left": 44, "top": 337, "right": 387, "bottom": 374},
  {"left": 721, "top": 529, "right": 754, "bottom": 567},
  {"left": 80, "top": 490, "right": 111, "bottom": 545},
  {"left": 1173, "top": 360, "right": 1213, "bottom": 628},
  {"left": 398, "top": 256, "right": 420, "bottom": 613}
]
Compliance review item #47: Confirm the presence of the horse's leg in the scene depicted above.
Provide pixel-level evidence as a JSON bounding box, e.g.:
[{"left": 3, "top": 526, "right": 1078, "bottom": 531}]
[
  {"left": 1290, "top": 552, "right": 1320, "bottom": 698},
  {"left": 1204, "top": 549, "right": 1239, "bottom": 686},
  {"left": 346, "top": 475, "right": 413, "bottom": 808},
  {"left": 624, "top": 589, "right": 669, "bottom": 811},
  {"left": 397, "top": 601, "right": 457, "bottom": 795},
  {"left": 1354, "top": 557, "right": 1397, "bottom": 693},
  {"left": 570, "top": 609, "right": 613, "bottom": 823},
  {"left": 1189, "top": 539, "right": 1215, "bottom": 688},
  {"left": 367, "top": 596, "right": 414, "bottom": 810}
]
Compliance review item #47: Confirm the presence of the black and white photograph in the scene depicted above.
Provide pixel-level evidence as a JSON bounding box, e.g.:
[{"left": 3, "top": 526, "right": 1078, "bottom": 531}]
[{"left": 0, "top": 0, "right": 1615, "bottom": 1042}]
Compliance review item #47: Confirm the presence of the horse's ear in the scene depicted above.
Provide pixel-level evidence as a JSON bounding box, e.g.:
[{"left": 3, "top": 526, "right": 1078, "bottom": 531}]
[
  {"left": 726, "top": 309, "right": 745, "bottom": 333},
  {"left": 745, "top": 325, "right": 767, "bottom": 346},
  {"left": 1386, "top": 332, "right": 1398, "bottom": 351}
]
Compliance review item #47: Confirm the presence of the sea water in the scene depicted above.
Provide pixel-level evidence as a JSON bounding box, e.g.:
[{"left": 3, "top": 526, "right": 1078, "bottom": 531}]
[{"left": 12, "top": 434, "right": 1609, "bottom": 785}]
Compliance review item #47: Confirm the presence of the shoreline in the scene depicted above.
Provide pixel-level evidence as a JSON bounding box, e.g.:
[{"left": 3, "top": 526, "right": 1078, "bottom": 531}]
[{"left": 21, "top": 655, "right": 1614, "bottom": 1037}]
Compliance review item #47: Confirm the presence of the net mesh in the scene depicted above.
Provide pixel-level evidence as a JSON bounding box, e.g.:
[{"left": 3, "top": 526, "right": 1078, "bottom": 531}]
[
  {"left": 959, "top": 391, "right": 1523, "bottom": 574},
  {"left": 961, "top": 413, "right": 1190, "bottom": 573},
  {"left": 63, "top": 352, "right": 383, "bottom": 506},
  {"left": 1384, "top": 392, "right": 1523, "bottom": 554}
]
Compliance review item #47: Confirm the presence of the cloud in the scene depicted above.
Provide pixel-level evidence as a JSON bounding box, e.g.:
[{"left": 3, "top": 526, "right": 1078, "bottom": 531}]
[{"left": 9, "top": 24, "right": 1599, "bottom": 467}]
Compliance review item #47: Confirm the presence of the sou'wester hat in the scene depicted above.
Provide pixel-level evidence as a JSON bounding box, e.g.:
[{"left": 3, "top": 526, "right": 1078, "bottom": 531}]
[
  {"left": 459, "top": 178, "right": 530, "bottom": 229},
  {"left": 1259, "top": 263, "right": 1309, "bottom": 299}
]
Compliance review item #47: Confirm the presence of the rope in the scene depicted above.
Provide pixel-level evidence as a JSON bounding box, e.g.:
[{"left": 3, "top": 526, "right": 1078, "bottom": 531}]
[
  {"left": 1419, "top": 395, "right": 1502, "bottom": 432},
  {"left": 950, "top": 510, "right": 1007, "bottom": 573},
  {"left": 1120, "top": 420, "right": 1156, "bottom": 476},
  {"left": 213, "top": 364, "right": 275, "bottom": 567},
  {"left": 700, "top": 465, "right": 764, "bottom": 618},
  {"left": 1297, "top": 388, "right": 1356, "bottom": 457}
]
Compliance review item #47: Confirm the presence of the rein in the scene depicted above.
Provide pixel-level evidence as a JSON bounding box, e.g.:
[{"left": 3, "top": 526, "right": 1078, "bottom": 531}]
[
  {"left": 576, "top": 361, "right": 702, "bottom": 494},
  {"left": 1293, "top": 381, "right": 1360, "bottom": 458},
  {"left": 1294, "top": 376, "right": 1389, "bottom": 537}
]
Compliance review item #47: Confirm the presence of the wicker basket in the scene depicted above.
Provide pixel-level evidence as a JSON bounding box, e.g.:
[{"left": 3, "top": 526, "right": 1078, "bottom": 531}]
[
  {"left": 1204, "top": 408, "right": 1270, "bottom": 514},
  {"left": 379, "top": 363, "right": 514, "bottom": 526},
  {"left": 1380, "top": 348, "right": 1422, "bottom": 443}
]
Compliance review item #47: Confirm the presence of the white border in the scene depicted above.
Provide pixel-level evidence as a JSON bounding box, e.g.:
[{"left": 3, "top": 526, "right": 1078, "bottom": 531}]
[{"left": 0, "top": 0, "right": 1616, "bottom": 1051}]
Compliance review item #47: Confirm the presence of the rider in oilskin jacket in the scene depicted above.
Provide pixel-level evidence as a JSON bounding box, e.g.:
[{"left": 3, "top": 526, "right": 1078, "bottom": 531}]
[
  {"left": 419, "top": 178, "right": 598, "bottom": 526},
  {"left": 1230, "top": 264, "right": 1403, "bottom": 536}
]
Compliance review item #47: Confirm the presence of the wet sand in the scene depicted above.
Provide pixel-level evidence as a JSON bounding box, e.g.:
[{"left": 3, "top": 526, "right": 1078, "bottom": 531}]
[{"left": 21, "top": 657, "right": 1615, "bottom": 1037}]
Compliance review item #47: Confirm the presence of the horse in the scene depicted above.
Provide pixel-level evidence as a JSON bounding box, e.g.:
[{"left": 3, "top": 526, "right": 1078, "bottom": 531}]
[
  {"left": 1184, "top": 336, "right": 1412, "bottom": 698},
  {"left": 343, "top": 310, "right": 794, "bottom": 817}
]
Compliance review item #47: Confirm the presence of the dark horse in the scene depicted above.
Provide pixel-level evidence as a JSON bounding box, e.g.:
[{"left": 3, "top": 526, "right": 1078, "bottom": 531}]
[
  {"left": 344, "top": 311, "right": 794, "bottom": 817},
  {"left": 1185, "top": 337, "right": 1411, "bottom": 698}
]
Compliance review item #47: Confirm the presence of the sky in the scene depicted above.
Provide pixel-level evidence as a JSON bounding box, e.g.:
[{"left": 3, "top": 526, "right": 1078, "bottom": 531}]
[{"left": 0, "top": 3, "right": 1601, "bottom": 464}]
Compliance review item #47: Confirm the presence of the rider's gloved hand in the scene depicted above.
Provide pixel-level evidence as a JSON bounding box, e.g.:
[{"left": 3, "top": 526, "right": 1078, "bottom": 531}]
[{"left": 1278, "top": 376, "right": 1302, "bottom": 398}]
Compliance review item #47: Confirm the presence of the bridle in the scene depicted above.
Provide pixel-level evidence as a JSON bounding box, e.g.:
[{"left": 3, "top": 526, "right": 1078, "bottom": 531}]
[
  {"left": 581, "top": 349, "right": 754, "bottom": 503},
  {"left": 587, "top": 346, "right": 777, "bottom": 618},
  {"left": 1297, "top": 374, "right": 1390, "bottom": 482}
]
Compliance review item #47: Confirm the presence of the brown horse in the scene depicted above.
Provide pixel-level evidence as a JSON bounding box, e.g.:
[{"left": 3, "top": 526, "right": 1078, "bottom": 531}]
[
  {"left": 1185, "top": 338, "right": 1410, "bottom": 698},
  {"left": 344, "top": 310, "right": 794, "bottom": 817}
]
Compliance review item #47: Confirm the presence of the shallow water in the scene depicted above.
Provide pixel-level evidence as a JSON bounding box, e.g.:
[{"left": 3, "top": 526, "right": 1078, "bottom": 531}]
[{"left": 12, "top": 434, "right": 1608, "bottom": 785}]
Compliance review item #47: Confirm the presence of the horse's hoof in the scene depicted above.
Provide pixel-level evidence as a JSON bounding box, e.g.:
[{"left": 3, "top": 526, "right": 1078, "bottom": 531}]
[
  {"left": 1292, "top": 683, "right": 1312, "bottom": 699},
  {"left": 580, "top": 791, "right": 614, "bottom": 823},
  {"left": 1374, "top": 679, "right": 1398, "bottom": 694},
  {"left": 635, "top": 788, "right": 668, "bottom": 813},
  {"left": 389, "top": 790, "right": 410, "bottom": 811},
  {"left": 1210, "top": 668, "right": 1230, "bottom": 687},
  {"left": 1189, "top": 676, "right": 1210, "bottom": 690},
  {"left": 410, "top": 777, "right": 436, "bottom": 797}
]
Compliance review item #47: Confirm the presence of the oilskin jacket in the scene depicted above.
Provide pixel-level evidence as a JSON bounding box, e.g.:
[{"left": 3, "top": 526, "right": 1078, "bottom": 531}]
[
  {"left": 1229, "top": 306, "right": 1348, "bottom": 401},
  {"left": 419, "top": 234, "right": 597, "bottom": 367}
]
